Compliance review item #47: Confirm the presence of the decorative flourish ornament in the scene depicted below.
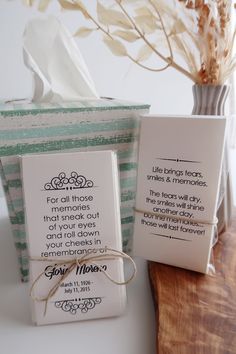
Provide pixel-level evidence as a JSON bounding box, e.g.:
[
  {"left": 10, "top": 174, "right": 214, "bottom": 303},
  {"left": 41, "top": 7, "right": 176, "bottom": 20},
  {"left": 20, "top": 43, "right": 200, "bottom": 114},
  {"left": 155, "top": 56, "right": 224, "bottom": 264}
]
[
  {"left": 55, "top": 297, "right": 102, "bottom": 314},
  {"left": 44, "top": 171, "right": 94, "bottom": 190}
]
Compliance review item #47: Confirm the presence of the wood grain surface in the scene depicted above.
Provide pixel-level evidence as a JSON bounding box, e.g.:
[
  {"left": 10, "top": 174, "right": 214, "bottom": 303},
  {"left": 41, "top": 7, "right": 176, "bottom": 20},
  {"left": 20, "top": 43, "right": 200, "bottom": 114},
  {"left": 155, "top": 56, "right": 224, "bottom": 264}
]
[{"left": 148, "top": 211, "right": 236, "bottom": 354}]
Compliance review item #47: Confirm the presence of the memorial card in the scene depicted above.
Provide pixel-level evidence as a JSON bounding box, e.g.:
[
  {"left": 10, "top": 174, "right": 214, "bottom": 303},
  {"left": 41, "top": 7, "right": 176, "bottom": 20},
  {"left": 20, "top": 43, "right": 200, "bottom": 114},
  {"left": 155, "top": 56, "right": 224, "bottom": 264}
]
[
  {"left": 133, "top": 115, "right": 226, "bottom": 273},
  {"left": 21, "top": 150, "right": 126, "bottom": 325}
]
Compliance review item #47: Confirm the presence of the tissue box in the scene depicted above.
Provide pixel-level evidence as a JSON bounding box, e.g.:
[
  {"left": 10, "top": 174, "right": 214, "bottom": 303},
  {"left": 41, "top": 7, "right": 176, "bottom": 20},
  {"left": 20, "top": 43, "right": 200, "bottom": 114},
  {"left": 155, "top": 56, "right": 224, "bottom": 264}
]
[{"left": 0, "top": 99, "right": 149, "bottom": 282}]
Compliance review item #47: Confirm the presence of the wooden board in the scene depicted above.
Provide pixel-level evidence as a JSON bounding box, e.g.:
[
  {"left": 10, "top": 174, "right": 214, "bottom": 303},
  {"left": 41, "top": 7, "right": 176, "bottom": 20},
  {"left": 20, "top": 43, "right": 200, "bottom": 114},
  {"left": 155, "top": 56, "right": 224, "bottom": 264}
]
[{"left": 148, "top": 211, "right": 236, "bottom": 354}]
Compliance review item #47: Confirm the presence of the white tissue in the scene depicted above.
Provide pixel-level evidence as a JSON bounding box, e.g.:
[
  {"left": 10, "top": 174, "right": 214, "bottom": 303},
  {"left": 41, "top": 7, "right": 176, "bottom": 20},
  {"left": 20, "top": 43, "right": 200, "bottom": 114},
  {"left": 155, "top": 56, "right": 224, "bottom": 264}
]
[{"left": 23, "top": 16, "right": 99, "bottom": 102}]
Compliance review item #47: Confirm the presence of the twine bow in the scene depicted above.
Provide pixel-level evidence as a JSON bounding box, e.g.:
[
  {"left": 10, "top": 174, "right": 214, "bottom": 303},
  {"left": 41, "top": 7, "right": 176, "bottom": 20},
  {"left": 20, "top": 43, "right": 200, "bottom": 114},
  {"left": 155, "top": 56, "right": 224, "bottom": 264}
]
[{"left": 30, "top": 247, "right": 137, "bottom": 316}]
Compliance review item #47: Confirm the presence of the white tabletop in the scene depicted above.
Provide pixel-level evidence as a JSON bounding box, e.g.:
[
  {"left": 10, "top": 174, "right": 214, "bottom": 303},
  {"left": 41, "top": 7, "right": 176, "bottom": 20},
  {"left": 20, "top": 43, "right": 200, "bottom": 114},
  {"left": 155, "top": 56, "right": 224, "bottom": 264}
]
[{"left": 0, "top": 196, "right": 156, "bottom": 354}]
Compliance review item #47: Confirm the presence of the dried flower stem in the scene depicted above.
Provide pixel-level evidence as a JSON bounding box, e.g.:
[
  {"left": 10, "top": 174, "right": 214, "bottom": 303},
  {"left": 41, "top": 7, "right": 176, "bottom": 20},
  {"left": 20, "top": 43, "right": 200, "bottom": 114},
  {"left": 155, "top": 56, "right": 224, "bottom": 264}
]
[
  {"left": 23, "top": 0, "right": 236, "bottom": 85},
  {"left": 118, "top": 0, "right": 196, "bottom": 80},
  {"left": 149, "top": 0, "right": 197, "bottom": 80},
  {"left": 148, "top": 0, "right": 173, "bottom": 61},
  {"left": 87, "top": 0, "right": 173, "bottom": 72},
  {"left": 116, "top": 0, "right": 171, "bottom": 69}
]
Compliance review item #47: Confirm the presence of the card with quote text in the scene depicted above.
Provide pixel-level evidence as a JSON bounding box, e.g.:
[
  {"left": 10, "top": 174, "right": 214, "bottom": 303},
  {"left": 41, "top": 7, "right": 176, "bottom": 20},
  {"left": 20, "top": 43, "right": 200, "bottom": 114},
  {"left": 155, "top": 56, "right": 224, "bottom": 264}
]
[
  {"left": 133, "top": 115, "right": 226, "bottom": 273},
  {"left": 21, "top": 150, "right": 126, "bottom": 325}
]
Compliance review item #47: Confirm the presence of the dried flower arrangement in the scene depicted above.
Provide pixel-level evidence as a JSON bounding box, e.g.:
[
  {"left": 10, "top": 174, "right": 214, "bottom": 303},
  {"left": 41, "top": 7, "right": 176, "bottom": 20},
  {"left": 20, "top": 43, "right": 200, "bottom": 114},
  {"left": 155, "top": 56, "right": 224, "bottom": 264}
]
[{"left": 24, "top": 0, "right": 236, "bottom": 85}]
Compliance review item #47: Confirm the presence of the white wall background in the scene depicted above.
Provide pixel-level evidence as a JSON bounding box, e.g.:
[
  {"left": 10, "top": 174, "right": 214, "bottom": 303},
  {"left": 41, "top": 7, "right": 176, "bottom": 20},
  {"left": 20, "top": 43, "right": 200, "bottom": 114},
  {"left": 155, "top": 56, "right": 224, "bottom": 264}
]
[{"left": 0, "top": 1, "right": 193, "bottom": 113}]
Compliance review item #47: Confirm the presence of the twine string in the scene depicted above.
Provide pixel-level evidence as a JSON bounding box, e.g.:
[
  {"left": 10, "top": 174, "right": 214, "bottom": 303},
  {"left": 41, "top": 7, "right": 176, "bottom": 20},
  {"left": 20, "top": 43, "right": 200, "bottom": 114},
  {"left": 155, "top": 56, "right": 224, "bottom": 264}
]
[
  {"left": 134, "top": 207, "right": 218, "bottom": 226},
  {"left": 30, "top": 247, "right": 137, "bottom": 316},
  {"left": 134, "top": 207, "right": 219, "bottom": 247}
]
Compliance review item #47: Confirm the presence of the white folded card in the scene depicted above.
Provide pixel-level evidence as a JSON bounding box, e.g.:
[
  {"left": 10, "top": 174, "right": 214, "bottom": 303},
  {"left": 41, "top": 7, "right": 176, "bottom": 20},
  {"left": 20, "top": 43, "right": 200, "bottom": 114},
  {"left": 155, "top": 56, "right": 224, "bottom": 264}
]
[
  {"left": 133, "top": 115, "right": 226, "bottom": 273},
  {"left": 21, "top": 150, "right": 127, "bottom": 325}
]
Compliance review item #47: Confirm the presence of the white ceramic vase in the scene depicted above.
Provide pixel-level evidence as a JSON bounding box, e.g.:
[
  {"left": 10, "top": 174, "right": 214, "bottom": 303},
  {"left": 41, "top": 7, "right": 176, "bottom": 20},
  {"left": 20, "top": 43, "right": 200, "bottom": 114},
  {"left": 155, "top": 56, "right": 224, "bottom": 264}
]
[{"left": 192, "top": 84, "right": 232, "bottom": 234}]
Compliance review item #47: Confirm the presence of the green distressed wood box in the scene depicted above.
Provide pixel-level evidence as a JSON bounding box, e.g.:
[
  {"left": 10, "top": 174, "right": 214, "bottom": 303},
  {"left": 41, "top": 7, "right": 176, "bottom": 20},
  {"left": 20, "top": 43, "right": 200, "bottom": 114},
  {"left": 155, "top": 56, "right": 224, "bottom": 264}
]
[{"left": 0, "top": 99, "right": 149, "bottom": 282}]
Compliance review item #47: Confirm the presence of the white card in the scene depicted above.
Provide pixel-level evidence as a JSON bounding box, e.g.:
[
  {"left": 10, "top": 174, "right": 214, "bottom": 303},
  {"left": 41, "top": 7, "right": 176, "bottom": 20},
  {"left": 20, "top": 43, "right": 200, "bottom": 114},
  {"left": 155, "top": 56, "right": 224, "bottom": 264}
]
[
  {"left": 133, "top": 115, "right": 226, "bottom": 273},
  {"left": 21, "top": 150, "right": 126, "bottom": 325}
]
